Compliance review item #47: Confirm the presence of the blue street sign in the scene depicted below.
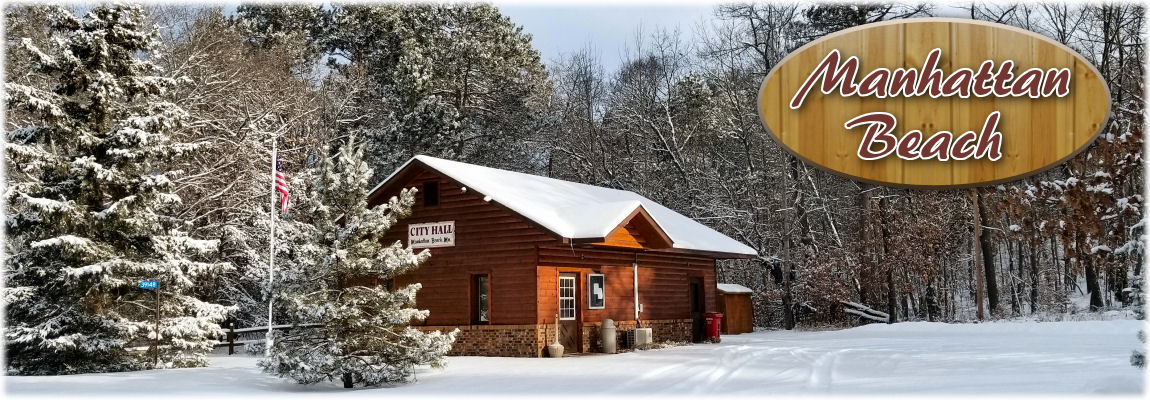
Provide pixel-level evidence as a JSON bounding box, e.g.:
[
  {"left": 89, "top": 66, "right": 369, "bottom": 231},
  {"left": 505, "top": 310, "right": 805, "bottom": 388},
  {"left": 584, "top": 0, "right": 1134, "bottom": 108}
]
[{"left": 139, "top": 280, "right": 158, "bottom": 290}]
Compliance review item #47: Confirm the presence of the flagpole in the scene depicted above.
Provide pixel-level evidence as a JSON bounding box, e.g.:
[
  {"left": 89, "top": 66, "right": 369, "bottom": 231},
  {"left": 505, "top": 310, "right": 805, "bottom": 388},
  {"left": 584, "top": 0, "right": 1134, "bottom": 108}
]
[{"left": 266, "top": 136, "right": 277, "bottom": 357}]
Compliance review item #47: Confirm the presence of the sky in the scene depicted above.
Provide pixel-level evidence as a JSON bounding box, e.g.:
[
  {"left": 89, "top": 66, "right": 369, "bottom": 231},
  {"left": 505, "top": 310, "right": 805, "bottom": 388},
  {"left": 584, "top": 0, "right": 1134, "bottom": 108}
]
[
  {"left": 496, "top": 4, "right": 715, "bottom": 70},
  {"left": 495, "top": 2, "right": 972, "bottom": 71},
  {"left": 209, "top": 2, "right": 972, "bottom": 72}
]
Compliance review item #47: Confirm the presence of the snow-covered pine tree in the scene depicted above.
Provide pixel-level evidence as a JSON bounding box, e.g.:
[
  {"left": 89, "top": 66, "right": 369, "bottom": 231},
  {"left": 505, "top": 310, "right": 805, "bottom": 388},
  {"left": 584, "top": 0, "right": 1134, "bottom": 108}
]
[
  {"left": 260, "top": 135, "right": 456, "bottom": 387},
  {"left": 1130, "top": 274, "right": 1145, "bottom": 368},
  {"left": 4, "top": 4, "right": 232, "bottom": 374},
  {"left": 317, "top": 4, "right": 549, "bottom": 179}
]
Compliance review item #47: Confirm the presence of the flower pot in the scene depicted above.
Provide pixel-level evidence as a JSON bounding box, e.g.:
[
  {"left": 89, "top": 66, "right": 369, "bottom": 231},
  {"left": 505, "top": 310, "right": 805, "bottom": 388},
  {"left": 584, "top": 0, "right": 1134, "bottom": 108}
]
[{"left": 547, "top": 343, "right": 564, "bottom": 358}]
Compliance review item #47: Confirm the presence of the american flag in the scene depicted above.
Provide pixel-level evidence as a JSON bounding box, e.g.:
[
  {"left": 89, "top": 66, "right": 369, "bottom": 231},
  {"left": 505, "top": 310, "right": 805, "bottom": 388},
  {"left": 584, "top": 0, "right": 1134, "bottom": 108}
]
[{"left": 274, "top": 159, "right": 289, "bottom": 212}]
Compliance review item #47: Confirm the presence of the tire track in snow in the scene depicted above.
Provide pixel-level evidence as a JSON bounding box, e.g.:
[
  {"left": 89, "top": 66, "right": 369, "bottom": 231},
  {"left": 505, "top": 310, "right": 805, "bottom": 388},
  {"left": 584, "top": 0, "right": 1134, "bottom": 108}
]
[
  {"left": 608, "top": 344, "right": 773, "bottom": 395},
  {"left": 806, "top": 349, "right": 850, "bottom": 390}
]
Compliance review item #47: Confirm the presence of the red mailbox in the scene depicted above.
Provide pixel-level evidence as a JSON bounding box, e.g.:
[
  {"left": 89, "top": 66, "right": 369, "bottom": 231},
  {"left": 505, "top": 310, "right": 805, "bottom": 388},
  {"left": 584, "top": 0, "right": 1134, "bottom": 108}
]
[{"left": 703, "top": 312, "right": 724, "bottom": 342}]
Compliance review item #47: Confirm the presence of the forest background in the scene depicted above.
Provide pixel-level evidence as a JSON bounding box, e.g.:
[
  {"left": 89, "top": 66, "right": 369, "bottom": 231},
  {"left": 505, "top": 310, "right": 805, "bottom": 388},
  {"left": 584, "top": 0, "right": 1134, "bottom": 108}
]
[{"left": 6, "top": 1, "right": 1144, "bottom": 331}]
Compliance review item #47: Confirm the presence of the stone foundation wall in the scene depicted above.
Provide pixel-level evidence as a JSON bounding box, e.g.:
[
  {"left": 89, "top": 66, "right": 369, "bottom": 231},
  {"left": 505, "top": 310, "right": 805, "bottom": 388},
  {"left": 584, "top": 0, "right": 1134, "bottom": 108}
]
[
  {"left": 581, "top": 319, "right": 693, "bottom": 353},
  {"left": 417, "top": 324, "right": 545, "bottom": 357},
  {"left": 420, "top": 319, "right": 693, "bottom": 357},
  {"left": 649, "top": 319, "right": 693, "bottom": 343}
]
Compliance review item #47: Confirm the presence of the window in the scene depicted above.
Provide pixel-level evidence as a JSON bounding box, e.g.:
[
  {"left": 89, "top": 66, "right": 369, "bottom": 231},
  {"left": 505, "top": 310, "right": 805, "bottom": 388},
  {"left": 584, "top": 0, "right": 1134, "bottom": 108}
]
[
  {"left": 588, "top": 274, "right": 605, "bottom": 309},
  {"left": 423, "top": 181, "right": 439, "bottom": 206},
  {"left": 558, "top": 276, "right": 576, "bottom": 320},
  {"left": 472, "top": 274, "right": 489, "bottom": 324}
]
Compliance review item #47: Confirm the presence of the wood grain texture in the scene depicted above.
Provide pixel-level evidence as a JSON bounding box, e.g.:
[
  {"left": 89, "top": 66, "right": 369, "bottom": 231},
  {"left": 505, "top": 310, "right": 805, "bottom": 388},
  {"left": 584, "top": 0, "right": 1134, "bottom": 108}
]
[
  {"left": 377, "top": 169, "right": 556, "bottom": 325},
  {"left": 591, "top": 223, "right": 647, "bottom": 249},
  {"left": 371, "top": 163, "right": 725, "bottom": 328},
  {"left": 758, "top": 18, "right": 1110, "bottom": 189},
  {"left": 537, "top": 247, "right": 717, "bottom": 324},
  {"left": 717, "top": 293, "right": 753, "bottom": 335}
]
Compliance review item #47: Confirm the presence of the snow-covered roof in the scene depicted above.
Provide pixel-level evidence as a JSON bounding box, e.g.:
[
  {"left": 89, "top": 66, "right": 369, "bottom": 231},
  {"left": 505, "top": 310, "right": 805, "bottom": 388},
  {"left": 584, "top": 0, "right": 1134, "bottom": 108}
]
[
  {"left": 372, "top": 155, "right": 758, "bottom": 257},
  {"left": 717, "top": 283, "right": 754, "bottom": 294}
]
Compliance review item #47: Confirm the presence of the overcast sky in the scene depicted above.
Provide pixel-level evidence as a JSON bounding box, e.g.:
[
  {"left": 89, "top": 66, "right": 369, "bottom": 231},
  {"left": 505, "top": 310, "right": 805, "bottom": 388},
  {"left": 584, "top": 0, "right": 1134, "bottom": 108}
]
[
  {"left": 496, "top": 2, "right": 973, "bottom": 71},
  {"left": 497, "top": 4, "right": 714, "bottom": 70}
]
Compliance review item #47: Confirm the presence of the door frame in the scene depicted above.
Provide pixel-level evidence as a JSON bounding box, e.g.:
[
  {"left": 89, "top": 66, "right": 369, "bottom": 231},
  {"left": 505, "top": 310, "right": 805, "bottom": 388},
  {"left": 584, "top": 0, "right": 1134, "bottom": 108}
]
[
  {"left": 556, "top": 271, "right": 581, "bottom": 353},
  {"left": 689, "top": 276, "right": 704, "bottom": 343}
]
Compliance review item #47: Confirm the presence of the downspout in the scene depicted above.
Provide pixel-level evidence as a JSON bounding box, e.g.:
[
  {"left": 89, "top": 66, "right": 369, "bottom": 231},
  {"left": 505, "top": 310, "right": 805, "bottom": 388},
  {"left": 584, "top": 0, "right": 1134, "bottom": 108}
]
[{"left": 633, "top": 253, "right": 641, "bottom": 327}]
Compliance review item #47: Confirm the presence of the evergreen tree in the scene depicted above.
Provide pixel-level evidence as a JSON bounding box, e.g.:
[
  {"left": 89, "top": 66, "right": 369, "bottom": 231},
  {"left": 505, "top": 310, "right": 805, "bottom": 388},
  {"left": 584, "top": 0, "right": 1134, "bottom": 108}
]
[
  {"left": 4, "top": 4, "right": 232, "bottom": 374},
  {"left": 1131, "top": 274, "right": 1145, "bottom": 369},
  {"left": 260, "top": 136, "right": 456, "bottom": 387},
  {"left": 231, "top": 3, "right": 551, "bottom": 177},
  {"left": 325, "top": 4, "right": 549, "bottom": 177},
  {"left": 232, "top": 3, "right": 329, "bottom": 75}
]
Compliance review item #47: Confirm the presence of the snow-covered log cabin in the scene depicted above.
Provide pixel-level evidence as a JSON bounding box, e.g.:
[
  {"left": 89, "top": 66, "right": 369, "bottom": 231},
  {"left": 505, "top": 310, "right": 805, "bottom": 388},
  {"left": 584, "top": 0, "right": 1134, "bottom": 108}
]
[{"left": 368, "top": 155, "right": 757, "bottom": 357}]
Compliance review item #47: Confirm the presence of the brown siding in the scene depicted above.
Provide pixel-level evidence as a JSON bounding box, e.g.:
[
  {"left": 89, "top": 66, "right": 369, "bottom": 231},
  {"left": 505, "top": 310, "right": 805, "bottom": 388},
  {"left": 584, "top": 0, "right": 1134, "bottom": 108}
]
[
  {"left": 375, "top": 168, "right": 557, "bottom": 326},
  {"left": 372, "top": 162, "right": 728, "bottom": 340},
  {"left": 591, "top": 223, "right": 646, "bottom": 249},
  {"left": 537, "top": 247, "right": 717, "bottom": 325},
  {"left": 718, "top": 293, "right": 753, "bottom": 334}
]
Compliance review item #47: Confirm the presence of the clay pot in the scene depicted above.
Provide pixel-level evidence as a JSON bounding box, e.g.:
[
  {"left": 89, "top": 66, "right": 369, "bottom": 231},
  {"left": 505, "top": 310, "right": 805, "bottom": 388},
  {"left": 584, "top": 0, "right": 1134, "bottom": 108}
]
[{"left": 547, "top": 343, "right": 564, "bottom": 358}]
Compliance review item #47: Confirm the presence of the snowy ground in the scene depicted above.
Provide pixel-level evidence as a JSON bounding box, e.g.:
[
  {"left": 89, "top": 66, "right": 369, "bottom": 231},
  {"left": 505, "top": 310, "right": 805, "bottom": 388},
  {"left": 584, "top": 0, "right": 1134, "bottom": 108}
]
[{"left": 5, "top": 319, "right": 1145, "bottom": 397}]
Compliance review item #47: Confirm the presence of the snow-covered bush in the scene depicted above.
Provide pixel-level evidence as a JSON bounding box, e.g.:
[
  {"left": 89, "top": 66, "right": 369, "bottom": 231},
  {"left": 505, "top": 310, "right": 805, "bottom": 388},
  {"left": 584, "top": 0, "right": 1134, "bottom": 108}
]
[{"left": 259, "top": 136, "right": 456, "bottom": 387}]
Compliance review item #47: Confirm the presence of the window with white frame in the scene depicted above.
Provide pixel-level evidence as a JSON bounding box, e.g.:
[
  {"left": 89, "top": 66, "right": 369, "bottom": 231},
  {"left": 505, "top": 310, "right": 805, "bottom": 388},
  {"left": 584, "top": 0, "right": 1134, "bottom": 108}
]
[{"left": 559, "top": 276, "right": 576, "bottom": 320}]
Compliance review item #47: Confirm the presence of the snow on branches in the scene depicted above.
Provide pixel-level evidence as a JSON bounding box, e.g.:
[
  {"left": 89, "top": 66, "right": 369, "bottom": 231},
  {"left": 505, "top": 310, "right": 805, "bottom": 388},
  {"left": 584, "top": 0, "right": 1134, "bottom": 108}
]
[
  {"left": 260, "top": 136, "right": 455, "bottom": 387},
  {"left": 5, "top": 4, "right": 231, "bottom": 375}
]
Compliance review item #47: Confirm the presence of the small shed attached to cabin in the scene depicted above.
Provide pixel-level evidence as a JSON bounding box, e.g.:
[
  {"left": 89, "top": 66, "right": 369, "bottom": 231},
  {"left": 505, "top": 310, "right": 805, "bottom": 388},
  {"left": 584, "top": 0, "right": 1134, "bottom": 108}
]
[
  {"left": 716, "top": 283, "right": 754, "bottom": 335},
  {"left": 368, "top": 155, "right": 759, "bottom": 357}
]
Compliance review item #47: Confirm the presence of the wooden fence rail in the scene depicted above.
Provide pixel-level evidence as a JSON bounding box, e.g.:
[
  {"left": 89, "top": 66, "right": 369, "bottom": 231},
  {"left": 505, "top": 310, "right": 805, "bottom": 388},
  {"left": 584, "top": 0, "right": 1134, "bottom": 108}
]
[{"left": 217, "top": 323, "right": 323, "bottom": 355}]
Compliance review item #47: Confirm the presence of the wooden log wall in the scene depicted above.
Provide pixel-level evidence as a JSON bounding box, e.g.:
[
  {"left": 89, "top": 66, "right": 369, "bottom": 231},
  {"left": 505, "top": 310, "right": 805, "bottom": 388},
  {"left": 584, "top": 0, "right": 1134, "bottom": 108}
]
[
  {"left": 375, "top": 168, "right": 556, "bottom": 326},
  {"left": 537, "top": 247, "right": 717, "bottom": 324},
  {"left": 372, "top": 163, "right": 724, "bottom": 330}
]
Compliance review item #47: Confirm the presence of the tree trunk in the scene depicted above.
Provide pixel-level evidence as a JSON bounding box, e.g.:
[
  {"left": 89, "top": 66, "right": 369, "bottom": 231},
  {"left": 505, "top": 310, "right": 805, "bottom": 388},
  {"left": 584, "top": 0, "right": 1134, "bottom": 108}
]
[
  {"left": 971, "top": 189, "right": 986, "bottom": 320},
  {"left": 782, "top": 261, "right": 794, "bottom": 330},
  {"left": 886, "top": 268, "right": 897, "bottom": 324},
  {"left": 1029, "top": 239, "right": 1040, "bottom": 313},
  {"left": 858, "top": 185, "right": 872, "bottom": 306},
  {"left": 880, "top": 194, "right": 896, "bottom": 324},
  {"left": 981, "top": 235, "right": 1000, "bottom": 316},
  {"left": 977, "top": 189, "right": 1000, "bottom": 316},
  {"left": 781, "top": 155, "right": 807, "bottom": 330},
  {"left": 1049, "top": 236, "right": 1060, "bottom": 292},
  {"left": 790, "top": 156, "right": 811, "bottom": 245},
  {"left": 925, "top": 282, "right": 938, "bottom": 322},
  {"left": 1075, "top": 232, "right": 1104, "bottom": 311},
  {"left": 1084, "top": 256, "right": 1104, "bottom": 311},
  {"left": 1006, "top": 229, "right": 1020, "bottom": 315}
]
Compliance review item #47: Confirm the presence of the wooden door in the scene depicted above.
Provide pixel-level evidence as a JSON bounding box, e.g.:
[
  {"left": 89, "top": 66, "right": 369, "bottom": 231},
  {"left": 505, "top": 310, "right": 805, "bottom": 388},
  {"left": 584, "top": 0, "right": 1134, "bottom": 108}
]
[
  {"left": 730, "top": 294, "right": 752, "bottom": 334},
  {"left": 558, "top": 273, "right": 579, "bottom": 353},
  {"left": 690, "top": 278, "right": 704, "bottom": 342}
]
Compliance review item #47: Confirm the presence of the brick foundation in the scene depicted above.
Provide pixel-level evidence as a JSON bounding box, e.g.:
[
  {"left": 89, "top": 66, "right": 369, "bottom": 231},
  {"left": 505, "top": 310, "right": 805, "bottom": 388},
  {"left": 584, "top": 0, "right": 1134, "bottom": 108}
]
[
  {"left": 581, "top": 319, "right": 692, "bottom": 353},
  {"left": 649, "top": 319, "right": 693, "bottom": 344},
  {"left": 419, "top": 319, "right": 694, "bottom": 358},
  {"left": 416, "top": 324, "right": 546, "bottom": 357}
]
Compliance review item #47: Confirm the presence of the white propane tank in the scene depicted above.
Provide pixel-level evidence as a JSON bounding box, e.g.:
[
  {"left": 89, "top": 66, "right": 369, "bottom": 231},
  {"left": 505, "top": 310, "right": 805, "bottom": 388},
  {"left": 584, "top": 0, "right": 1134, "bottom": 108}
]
[{"left": 601, "top": 319, "right": 617, "bottom": 354}]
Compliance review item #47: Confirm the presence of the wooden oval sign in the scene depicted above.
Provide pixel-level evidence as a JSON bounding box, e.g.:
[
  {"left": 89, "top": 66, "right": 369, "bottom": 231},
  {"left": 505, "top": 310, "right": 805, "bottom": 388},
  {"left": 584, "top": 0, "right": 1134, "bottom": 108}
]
[{"left": 758, "top": 18, "right": 1110, "bottom": 189}]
